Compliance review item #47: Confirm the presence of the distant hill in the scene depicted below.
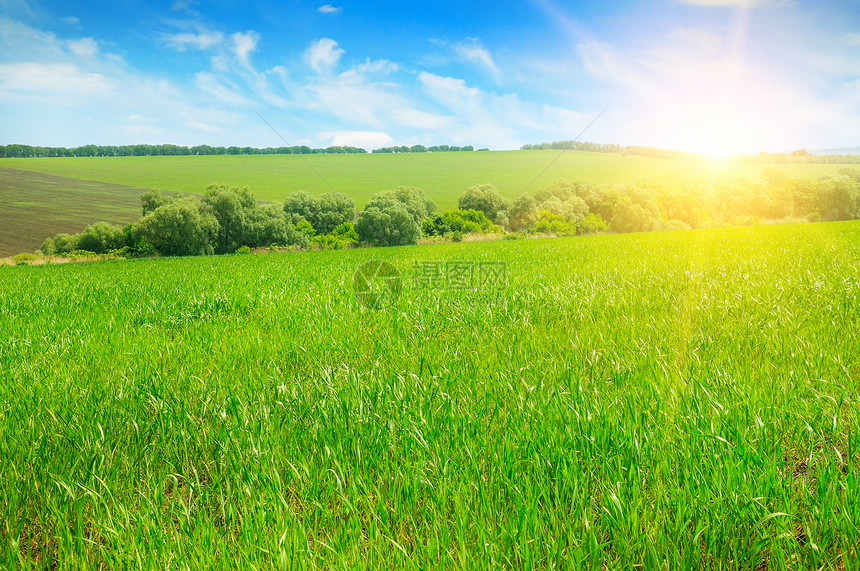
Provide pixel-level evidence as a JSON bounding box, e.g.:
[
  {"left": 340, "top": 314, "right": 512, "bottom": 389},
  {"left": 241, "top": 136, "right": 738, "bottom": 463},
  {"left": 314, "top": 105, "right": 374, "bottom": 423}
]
[{"left": 811, "top": 147, "right": 860, "bottom": 156}]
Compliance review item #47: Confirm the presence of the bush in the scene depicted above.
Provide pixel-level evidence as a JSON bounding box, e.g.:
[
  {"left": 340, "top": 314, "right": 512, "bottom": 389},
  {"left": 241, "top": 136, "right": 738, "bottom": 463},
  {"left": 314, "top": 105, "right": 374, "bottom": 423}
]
[
  {"left": 355, "top": 194, "right": 421, "bottom": 247},
  {"left": 807, "top": 212, "right": 821, "bottom": 223},
  {"left": 235, "top": 245, "right": 251, "bottom": 254},
  {"left": 75, "top": 222, "right": 125, "bottom": 254},
  {"left": 507, "top": 194, "right": 538, "bottom": 232},
  {"left": 283, "top": 191, "right": 355, "bottom": 235},
  {"left": 439, "top": 209, "right": 497, "bottom": 234},
  {"left": 458, "top": 184, "right": 509, "bottom": 223},
  {"left": 576, "top": 213, "right": 607, "bottom": 234},
  {"left": 132, "top": 198, "right": 219, "bottom": 256},
  {"left": 452, "top": 231, "right": 463, "bottom": 242},
  {"left": 13, "top": 252, "right": 37, "bottom": 265},
  {"left": 531, "top": 210, "right": 576, "bottom": 236}
]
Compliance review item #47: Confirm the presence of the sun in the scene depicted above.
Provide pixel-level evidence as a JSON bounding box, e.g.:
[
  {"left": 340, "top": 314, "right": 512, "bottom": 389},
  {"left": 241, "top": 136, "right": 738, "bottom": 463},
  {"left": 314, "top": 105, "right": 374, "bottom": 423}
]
[{"left": 688, "top": 114, "right": 746, "bottom": 159}]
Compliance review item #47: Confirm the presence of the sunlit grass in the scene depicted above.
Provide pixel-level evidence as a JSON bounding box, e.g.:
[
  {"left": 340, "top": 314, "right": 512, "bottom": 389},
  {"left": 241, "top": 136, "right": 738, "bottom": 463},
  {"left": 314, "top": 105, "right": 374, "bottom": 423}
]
[{"left": 1, "top": 222, "right": 859, "bottom": 568}]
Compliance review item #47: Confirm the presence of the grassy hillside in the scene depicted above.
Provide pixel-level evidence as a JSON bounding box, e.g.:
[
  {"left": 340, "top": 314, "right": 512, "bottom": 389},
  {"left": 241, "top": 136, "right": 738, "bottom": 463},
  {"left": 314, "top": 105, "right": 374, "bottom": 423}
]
[
  {"left": 2, "top": 151, "right": 850, "bottom": 209},
  {"left": 0, "top": 167, "right": 146, "bottom": 257},
  {"left": 1, "top": 150, "right": 852, "bottom": 256},
  {"left": 1, "top": 222, "right": 858, "bottom": 567}
]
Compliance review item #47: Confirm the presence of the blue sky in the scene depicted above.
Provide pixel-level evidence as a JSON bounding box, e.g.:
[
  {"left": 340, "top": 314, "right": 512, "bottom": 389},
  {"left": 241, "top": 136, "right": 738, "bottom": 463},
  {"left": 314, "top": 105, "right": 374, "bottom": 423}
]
[{"left": 0, "top": 0, "right": 858, "bottom": 153}]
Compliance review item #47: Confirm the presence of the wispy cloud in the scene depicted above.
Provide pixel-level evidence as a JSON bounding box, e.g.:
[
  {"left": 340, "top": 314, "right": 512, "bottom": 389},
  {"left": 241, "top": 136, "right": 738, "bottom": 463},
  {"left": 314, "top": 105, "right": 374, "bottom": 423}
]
[
  {"left": 164, "top": 31, "right": 223, "bottom": 51},
  {"left": 675, "top": 0, "right": 793, "bottom": 7},
  {"left": 454, "top": 38, "right": 499, "bottom": 80},
  {"left": 66, "top": 37, "right": 98, "bottom": 58},
  {"left": 0, "top": 62, "right": 114, "bottom": 95},
  {"left": 231, "top": 31, "right": 259, "bottom": 70},
  {"left": 317, "top": 5, "right": 342, "bottom": 15},
  {"left": 305, "top": 38, "right": 344, "bottom": 74}
]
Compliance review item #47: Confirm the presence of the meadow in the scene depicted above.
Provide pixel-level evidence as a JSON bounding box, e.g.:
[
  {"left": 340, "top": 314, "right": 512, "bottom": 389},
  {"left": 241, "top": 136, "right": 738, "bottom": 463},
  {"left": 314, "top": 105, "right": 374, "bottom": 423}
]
[
  {"left": 2, "top": 150, "right": 852, "bottom": 257},
  {"left": 1, "top": 221, "right": 858, "bottom": 568},
  {"left": 2, "top": 151, "right": 851, "bottom": 209}
]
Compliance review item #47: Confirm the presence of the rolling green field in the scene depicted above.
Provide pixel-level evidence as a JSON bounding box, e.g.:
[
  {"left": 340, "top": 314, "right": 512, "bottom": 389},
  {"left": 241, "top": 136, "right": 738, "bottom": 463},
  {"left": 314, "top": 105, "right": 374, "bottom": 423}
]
[
  {"left": 1, "top": 222, "right": 859, "bottom": 568},
  {"left": 1, "top": 150, "right": 852, "bottom": 257},
  {"left": 0, "top": 168, "right": 146, "bottom": 257},
  {"left": 2, "top": 151, "right": 851, "bottom": 209}
]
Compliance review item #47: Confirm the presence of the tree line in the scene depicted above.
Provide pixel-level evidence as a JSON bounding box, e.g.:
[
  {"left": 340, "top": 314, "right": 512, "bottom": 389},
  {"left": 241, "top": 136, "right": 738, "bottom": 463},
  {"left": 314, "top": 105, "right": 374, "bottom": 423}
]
[
  {"left": 372, "top": 145, "right": 486, "bottom": 153},
  {"left": 522, "top": 140, "right": 860, "bottom": 164},
  {"left": 0, "top": 143, "right": 480, "bottom": 158},
  {"left": 34, "top": 167, "right": 860, "bottom": 258}
]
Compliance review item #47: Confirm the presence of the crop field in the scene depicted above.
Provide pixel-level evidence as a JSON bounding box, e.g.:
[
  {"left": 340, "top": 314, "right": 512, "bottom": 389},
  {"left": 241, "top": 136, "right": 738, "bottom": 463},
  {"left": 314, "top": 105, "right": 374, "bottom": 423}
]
[
  {"left": 1, "top": 151, "right": 851, "bottom": 257},
  {"left": 0, "top": 167, "right": 146, "bottom": 257},
  {"left": 1, "top": 221, "right": 859, "bottom": 568},
  {"left": 2, "top": 151, "right": 851, "bottom": 210}
]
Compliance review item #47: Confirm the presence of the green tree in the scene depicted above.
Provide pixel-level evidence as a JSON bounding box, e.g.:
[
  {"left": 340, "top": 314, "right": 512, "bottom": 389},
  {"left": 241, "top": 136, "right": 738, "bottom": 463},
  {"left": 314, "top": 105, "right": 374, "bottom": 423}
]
[
  {"left": 132, "top": 198, "right": 219, "bottom": 256},
  {"left": 282, "top": 191, "right": 319, "bottom": 227},
  {"left": 314, "top": 192, "right": 356, "bottom": 235},
  {"left": 458, "top": 184, "right": 509, "bottom": 223},
  {"left": 815, "top": 175, "right": 860, "bottom": 221},
  {"left": 576, "top": 213, "right": 607, "bottom": 234},
  {"left": 610, "top": 194, "right": 661, "bottom": 233},
  {"left": 389, "top": 186, "right": 436, "bottom": 225},
  {"left": 202, "top": 184, "right": 257, "bottom": 254},
  {"left": 248, "top": 204, "right": 309, "bottom": 249},
  {"left": 506, "top": 194, "right": 538, "bottom": 232},
  {"left": 531, "top": 210, "right": 575, "bottom": 235},
  {"left": 75, "top": 222, "right": 126, "bottom": 253},
  {"left": 355, "top": 194, "right": 421, "bottom": 247},
  {"left": 140, "top": 189, "right": 179, "bottom": 216}
]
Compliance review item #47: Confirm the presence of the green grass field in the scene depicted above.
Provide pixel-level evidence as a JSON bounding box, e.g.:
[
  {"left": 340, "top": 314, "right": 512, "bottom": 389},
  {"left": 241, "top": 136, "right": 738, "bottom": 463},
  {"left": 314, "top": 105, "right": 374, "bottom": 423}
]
[
  {"left": 2, "top": 151, "right": 851, "bottom": 208},
  {"left": 1, "top": 150, "right": 851, "bottom": 257},
  {"left": 1, "top": 222, "right": 858, "bottom": 568}
]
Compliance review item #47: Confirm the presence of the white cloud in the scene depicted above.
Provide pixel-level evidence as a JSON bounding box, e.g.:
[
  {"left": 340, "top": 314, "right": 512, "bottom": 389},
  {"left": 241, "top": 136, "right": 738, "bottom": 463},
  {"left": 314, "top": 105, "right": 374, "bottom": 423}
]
[
  {"left": 391, "top": 109, "right": 454, "bottom": 129},
  {"left": 165, "top": 31, "right": 223, "bottom": 51},
  {"left": 675, "top": 0, "right": 792, "bottom": 6},
  {"left": 317, "top": 5, "right": 342, "bottom": 14},
  {"left": 0, "top": 62, "right": 114, "bottom": 95},
  {"left": 66, "top": 37, "right": 98, "bottom": 58},
  {"left": 194, "top": 71, "right": 250, "bottom": 105},
  {"left": 321, "top": 130, "right": 393, "bottom": 148},
  {"left": 171, "top": 0, "right": 197, "bottom": 11},
  {"left": 352, "top": 58, "right": 399, "bottom": 75},
  {"left": 232, "top": 31, "right": 259, "bottom": 69},
  {"left": 305, "top": 38, "right": 344, "bottom": 74},
  {"left": 454, "top": 38, "right": 499, "bottom": 79},
  {"left": 185, "top": 119, "right": 223, "bottom": 133},
  {"left": 62, "top": 16, "right": 80, "bottom": 25}
]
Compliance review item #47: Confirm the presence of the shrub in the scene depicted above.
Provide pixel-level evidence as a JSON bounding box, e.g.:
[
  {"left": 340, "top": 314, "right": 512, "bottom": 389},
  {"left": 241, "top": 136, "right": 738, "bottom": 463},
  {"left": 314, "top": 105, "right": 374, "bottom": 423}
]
[
  {"left": 440, "top": 209, "right": 497, "bottom": 234},
  {"left": 235, "top": 245, "right": 251, "bottom": 254},
  {"left": 577, "top": 213, "right": 607, "bottom": 234},
  {"left": 13, "top": 252, "right": 37, "bottom": 265},
  {"left": 458, "top": 184, "right": 509, "bottom": 223},
  {"left": 75, "top": 222, "right": 125, "bottom": 254},
  {"left": 283, "top": 191, "right": 356, "bottom": 235},
  {"left": 132, "top": 198, "right": 219, "bottom": 256},
  {"left": 531, "top": 210, "right": 575, "bottom": 236}
]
